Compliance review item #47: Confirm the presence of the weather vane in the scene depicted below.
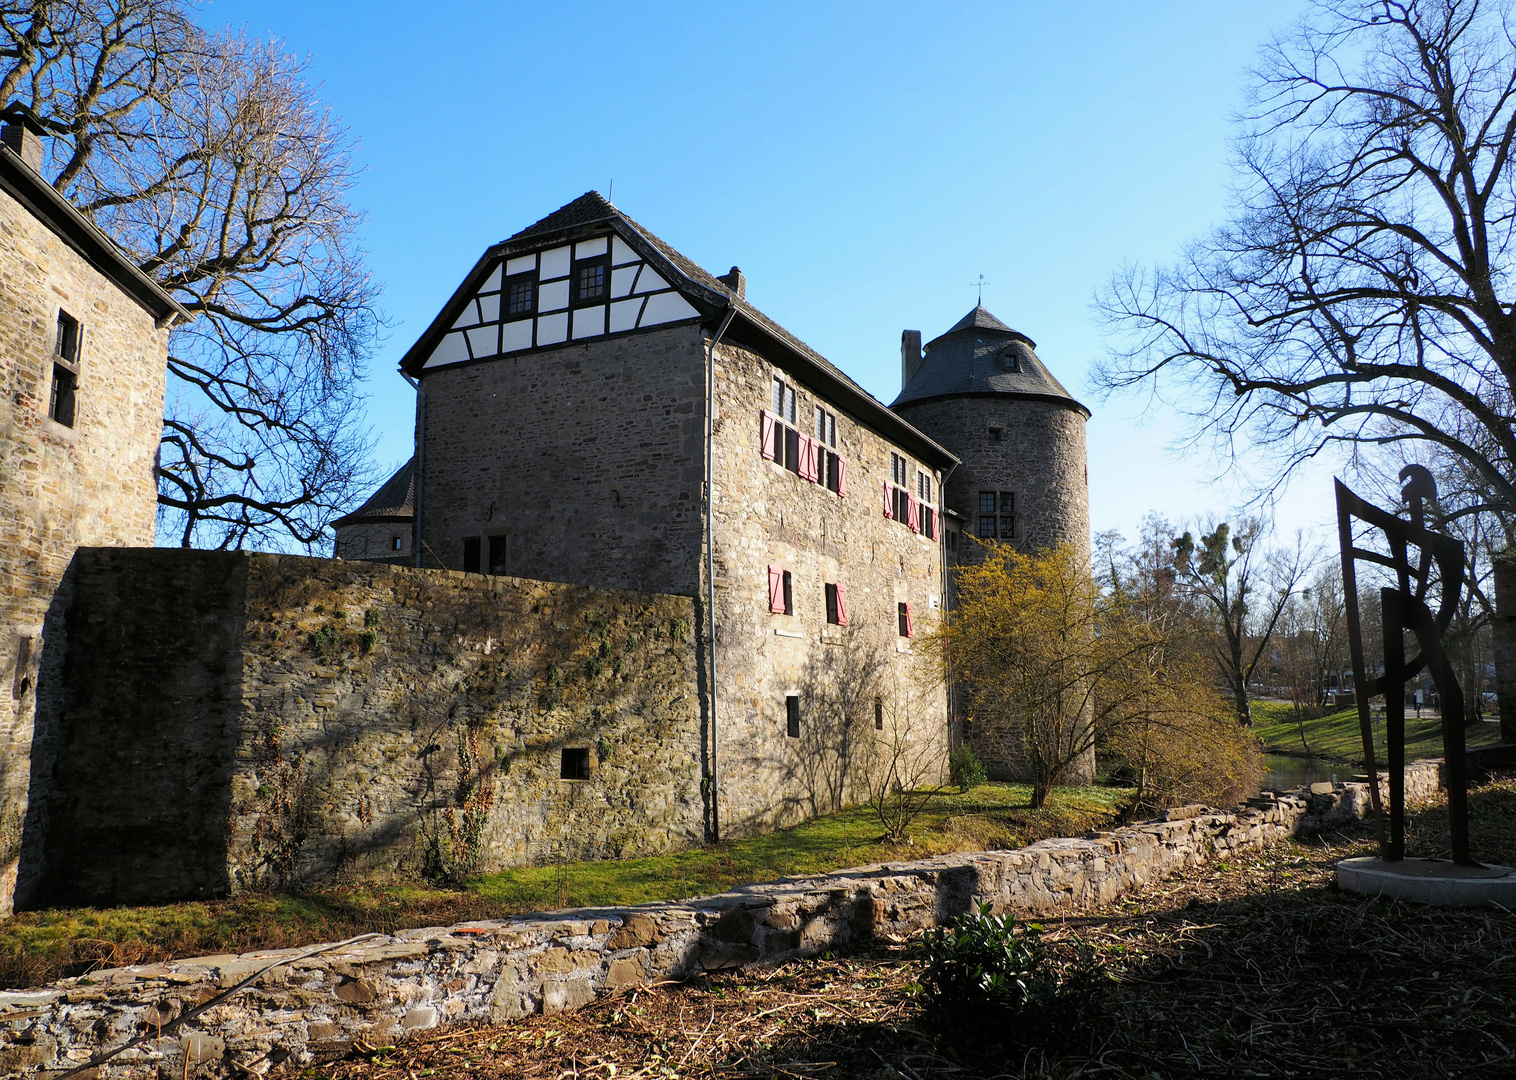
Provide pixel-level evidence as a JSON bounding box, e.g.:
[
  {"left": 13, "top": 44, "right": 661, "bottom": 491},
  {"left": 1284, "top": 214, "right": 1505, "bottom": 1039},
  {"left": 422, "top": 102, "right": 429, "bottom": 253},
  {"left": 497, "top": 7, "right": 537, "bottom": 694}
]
[{"left": 971, "top": 274, "right": 986, "bottom": 305}]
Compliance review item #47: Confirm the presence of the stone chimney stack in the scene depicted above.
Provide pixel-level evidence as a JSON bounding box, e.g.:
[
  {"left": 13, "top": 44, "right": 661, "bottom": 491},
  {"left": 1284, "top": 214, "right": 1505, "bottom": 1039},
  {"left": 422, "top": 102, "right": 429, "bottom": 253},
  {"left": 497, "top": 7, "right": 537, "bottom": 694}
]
[
  {"left": 1, "top": 102, "right": 45, "bottom": 173},
  {"left": 718, "top": 266, "right": 746, "bottom": 300},
  {"left": 901, "top": 329, "right": 923, "bottom": 389}
]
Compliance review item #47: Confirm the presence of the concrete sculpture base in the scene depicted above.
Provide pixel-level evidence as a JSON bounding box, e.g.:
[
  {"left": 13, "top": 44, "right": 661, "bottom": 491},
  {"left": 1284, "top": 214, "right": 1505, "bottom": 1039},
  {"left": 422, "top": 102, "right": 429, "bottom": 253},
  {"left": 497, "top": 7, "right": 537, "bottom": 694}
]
[{"left": 1337, "top": 856, "right": 1516, "bottom": 907}]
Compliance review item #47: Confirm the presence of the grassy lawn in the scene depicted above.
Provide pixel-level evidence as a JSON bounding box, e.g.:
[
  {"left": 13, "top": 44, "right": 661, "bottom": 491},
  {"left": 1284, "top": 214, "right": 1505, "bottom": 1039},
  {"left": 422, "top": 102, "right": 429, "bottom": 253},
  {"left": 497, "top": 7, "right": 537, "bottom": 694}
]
[
  {"left": 1252, "top": 698, "right": 1504, "bottom": 763},
  {"left": 0, "top": 781, "right": 1131, "bottom": 991}
]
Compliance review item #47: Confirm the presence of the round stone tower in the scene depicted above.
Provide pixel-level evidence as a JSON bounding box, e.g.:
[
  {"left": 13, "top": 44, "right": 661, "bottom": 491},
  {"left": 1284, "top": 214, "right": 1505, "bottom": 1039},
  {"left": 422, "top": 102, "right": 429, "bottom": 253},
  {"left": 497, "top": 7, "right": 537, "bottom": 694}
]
[
  {"left": 892, "top": 305, "right": 1090, "bottom": 567},
  {"left": 892, "top": 305, "right": 1092, "bottom": 783}
]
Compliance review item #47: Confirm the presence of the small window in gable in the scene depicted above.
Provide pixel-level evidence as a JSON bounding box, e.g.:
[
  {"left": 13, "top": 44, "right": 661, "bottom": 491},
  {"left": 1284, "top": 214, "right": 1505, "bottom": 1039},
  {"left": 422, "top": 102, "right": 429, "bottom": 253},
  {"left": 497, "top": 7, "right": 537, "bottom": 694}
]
[
  {"left": 506, "top": 274, "right": 535, "bottom": 316},
  {"left": 574, "top": 259, "right": 608, "bottom": 304}
]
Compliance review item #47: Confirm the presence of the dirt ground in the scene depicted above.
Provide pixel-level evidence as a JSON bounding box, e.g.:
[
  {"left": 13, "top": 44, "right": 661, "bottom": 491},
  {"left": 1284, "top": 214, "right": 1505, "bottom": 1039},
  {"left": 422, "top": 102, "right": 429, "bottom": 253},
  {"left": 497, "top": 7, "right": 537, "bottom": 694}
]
[{"left": 301, "top": 789, "right": 1516, "bottom": 1080}]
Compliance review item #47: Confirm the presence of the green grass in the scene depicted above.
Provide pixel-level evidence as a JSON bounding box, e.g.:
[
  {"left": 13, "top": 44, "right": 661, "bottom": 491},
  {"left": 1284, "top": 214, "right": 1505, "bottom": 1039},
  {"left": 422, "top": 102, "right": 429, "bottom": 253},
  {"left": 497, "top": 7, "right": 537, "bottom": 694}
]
[
  {"left": 1251, "top": 699, "right": 1503, "bottom": 763},
  {"left": 0, "top": 781, "right": 1131, "bottom": 990}
]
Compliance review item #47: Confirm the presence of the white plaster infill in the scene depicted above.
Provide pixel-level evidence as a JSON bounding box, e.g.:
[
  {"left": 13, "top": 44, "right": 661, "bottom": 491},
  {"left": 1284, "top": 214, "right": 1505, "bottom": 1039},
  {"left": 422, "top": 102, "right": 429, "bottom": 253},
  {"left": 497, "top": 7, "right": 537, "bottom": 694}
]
[{"left": 1336, "top": 856, "right": 1516, "bottom": 907}]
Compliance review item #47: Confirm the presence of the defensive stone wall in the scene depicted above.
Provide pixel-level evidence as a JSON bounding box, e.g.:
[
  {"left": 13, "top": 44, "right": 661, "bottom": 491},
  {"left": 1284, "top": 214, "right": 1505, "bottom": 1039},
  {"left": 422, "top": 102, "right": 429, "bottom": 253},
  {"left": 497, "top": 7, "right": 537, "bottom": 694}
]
[
  {"left": 0, "top": 762, "right": 1443, "bottom": 1078},
  {"left": 18, "top": 550, "right": 705, "bottom": 909}
]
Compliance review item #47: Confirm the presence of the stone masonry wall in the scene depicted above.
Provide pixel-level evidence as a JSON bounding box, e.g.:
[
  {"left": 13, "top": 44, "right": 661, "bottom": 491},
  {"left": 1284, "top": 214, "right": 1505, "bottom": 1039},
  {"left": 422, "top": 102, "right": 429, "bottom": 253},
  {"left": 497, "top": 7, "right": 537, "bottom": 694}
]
[
  {"left": 0, "top": 762, "right": 1443, "bottom": 1078},
  {"left": 0, "top": 185, "right": 170, "bottom": 915},
  {"left": 708, "top": 339, "right": 949, "bottom": 838},
  {"left": 21, "top": 550, "right": 704, "bottom": 909},
  {"left": 418, "top": 324, "right": 707, "bottom": 595}
]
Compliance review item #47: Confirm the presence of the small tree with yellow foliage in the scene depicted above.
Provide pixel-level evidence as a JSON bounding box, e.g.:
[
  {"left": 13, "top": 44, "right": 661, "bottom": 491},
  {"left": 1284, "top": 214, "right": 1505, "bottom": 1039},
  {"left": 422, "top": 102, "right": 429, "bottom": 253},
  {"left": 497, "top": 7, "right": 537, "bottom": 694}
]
[{"left": 930, "top": 541, "right": 1260, "bottom": 811}]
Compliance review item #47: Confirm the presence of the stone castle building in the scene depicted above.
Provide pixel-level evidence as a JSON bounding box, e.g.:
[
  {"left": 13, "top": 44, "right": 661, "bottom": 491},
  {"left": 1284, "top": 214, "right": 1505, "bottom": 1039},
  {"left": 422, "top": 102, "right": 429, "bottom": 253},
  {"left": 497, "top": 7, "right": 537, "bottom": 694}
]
[
  {"left": 388, "top": 192, "right": 959, "bottom": 837},
  {"left": 342, "top": 192, "right": 1093, "bottom": 814},
  {"left": 0, "top": 106, "right": 188, "bottom": 913}
]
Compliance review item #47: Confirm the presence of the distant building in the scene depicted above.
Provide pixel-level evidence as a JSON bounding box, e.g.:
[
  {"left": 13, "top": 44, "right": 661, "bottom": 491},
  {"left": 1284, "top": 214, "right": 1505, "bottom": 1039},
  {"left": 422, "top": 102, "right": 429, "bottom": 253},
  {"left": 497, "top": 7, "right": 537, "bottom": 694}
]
[
  {"left": 0, "top": 105, "right": 188, "bottom": 914},
  {"left": 332, "top": 458, "right": 414, "bottom": 565}
]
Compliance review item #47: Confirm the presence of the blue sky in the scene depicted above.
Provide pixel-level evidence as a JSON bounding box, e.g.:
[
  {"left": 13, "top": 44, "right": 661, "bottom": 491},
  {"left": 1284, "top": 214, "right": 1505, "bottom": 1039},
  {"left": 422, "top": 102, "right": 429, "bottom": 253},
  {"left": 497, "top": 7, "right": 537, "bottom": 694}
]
[{"left": 212, "top": 0, "right": 1331, "bottom": 548}]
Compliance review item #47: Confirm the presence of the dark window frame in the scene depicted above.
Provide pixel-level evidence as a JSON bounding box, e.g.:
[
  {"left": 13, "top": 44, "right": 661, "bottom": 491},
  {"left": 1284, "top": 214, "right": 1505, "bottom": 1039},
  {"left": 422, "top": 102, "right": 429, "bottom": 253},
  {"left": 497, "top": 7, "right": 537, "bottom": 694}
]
[
  {"left": 463, "top": 536, "right": 482, "bottom": 574},
  {"left": 782, "top": 570, "right": 794, "bottom": 616},
  {"left": 786, "top": 694, "right": 801, "bottom": 738},
  {"left": 874, "top": 697, "right": 884, "bottom": 731},
  {"left": 824, "top": 582, "right": 840, "bottom": 625},
  {"left": 488, "top": 535, "right": 508, "bottom": 575},
  {"left": 571, "top": 256, "right": 610, "bottom": 306},
  {"left": 505, "top": 271, "right": 536, "bottom": 317},
  {"left": 391, "top": 536, "right": 403, "bottom": 552},
  {"left": 49, "top": 309, "right": 80, "bottom": 427},
  {"left": 898, "top": 601, "right": 912, "bottom": 638}
]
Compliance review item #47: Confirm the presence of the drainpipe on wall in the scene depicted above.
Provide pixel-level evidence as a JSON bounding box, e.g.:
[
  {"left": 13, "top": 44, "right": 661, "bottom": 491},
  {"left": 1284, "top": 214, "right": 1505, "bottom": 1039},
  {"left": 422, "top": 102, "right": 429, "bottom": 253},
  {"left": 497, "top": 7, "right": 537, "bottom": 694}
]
[
  {"left": 400, "top": 370, "right": 425, "bottom": 569},
  {"left": 705, "top": 303, "right": 738, "bottom": 843},
  {"left": 938, "top": 461, "right": 958, "bottom": 747}
]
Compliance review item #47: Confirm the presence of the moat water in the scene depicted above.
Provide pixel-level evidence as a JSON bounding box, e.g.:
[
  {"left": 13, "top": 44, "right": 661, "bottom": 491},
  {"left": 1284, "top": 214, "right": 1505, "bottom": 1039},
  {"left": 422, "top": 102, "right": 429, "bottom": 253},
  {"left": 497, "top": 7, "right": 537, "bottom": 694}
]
[{"left": 1261, "top": 753, "right": 1345, "bottom": 792}]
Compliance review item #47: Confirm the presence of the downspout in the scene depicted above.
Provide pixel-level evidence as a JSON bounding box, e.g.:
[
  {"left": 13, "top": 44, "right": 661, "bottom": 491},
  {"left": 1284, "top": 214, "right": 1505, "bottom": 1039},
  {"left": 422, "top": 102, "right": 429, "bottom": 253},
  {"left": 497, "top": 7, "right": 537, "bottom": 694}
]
[
  {"left": 400, "top": 370, "right": 425, "bottom": 569},
  {"left": 705, "top": 303, "right": 738, "bottom": 842},
  {"left": 938, "top": 461, "right": 958, "bottom": 746}
]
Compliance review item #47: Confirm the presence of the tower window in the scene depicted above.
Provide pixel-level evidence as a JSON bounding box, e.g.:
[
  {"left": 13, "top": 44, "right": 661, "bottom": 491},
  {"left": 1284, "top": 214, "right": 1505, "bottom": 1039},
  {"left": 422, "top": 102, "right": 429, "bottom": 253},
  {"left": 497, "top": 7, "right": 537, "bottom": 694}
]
[
  {"left": 989, "top": 426, "right": 1003, "bottom": 442},
  {"left": 391, "top": 536, "right": 403, "bottom": 552},
  {"left": 772, "top": 377, "right": 797, "bottom": 424},
  {"left": 978, "top": 491, "right": 1016, "bottom": 540},
  {"left": 463, "top": 537, "right": 481, "bottom": 573},
  {"left": 786, "top": 694, "right": 801, "bottom": 738},
  {"left": 488, "top": 535, "right": 508, "bottom": 575},
  {"left": 874, "top": 697, "right": 884, "bottom": 731}
]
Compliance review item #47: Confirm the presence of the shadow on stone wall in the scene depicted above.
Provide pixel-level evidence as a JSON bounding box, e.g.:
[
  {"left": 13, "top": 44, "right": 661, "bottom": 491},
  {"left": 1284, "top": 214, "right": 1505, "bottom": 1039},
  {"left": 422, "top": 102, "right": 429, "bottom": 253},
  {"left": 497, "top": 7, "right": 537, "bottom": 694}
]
[{"left": 15, "top": 550, "right": 707, "bottom": 909}]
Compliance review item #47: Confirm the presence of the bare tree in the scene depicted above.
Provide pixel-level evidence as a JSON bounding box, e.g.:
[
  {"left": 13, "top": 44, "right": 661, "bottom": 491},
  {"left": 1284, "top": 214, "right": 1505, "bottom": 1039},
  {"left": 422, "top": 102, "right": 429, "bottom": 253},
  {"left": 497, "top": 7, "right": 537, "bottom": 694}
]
[
  {"left": 1171, "top": 519, "right": 1311, "bottom": 724},
  {"left": 0, "top": 1, "right": 379, "bottom": 549},
  {"left": 1097, "top": 0, "right": 1516, "bottom": 521}
]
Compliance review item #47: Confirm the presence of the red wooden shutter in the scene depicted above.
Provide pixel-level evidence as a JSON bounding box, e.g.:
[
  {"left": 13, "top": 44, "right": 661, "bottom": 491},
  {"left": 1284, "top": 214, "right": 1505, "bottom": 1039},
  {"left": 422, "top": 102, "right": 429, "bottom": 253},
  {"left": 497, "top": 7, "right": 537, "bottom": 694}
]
[
  {"left": 760, "top": 410, "right": 778, "bottom": 460},
  {"left": 883, "top": 481, "right": 893, "bottom": 518},
  {"left": 907, "top": 494, "right": 920, "bottom": 533},
  {"left": 803, "top": 435, "right": 820, "bottom": 482},
  {"left": 904, "top": 601, "right": 914, "bottom": 637},
  {"left": 835, "top": 583, "right": 849, "bottom": 626},
  {"left": 836, "top": 457, "right": 848, "bottom": 497},
  {"left": 768, "top": 565, "right": 785, "bottom": 613}
]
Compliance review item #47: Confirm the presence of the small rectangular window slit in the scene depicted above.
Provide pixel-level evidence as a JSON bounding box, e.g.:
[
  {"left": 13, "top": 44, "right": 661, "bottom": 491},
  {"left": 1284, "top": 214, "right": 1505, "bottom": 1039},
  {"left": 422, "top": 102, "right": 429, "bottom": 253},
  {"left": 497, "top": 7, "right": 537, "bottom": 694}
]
[{"left": 561, "top": 747, "right": 590, "bottom": 780}]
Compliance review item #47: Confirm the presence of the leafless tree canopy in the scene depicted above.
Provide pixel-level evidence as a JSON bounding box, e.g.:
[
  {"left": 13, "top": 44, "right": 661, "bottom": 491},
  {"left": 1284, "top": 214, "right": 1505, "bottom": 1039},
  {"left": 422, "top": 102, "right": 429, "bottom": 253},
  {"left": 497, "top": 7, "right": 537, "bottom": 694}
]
[
  {"left": 1096, "top": 0, "right": 1516, "bottom": 531},
  {"left": 1, "top": 0, "right": 379, "bottom": 548}
]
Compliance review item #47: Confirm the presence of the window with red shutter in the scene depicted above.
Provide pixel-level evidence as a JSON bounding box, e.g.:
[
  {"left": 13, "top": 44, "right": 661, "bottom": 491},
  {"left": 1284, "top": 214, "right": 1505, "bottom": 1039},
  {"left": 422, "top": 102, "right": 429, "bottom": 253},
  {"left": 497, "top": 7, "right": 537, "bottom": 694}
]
[
  {"left": 804, "top": 436, "right": 820, "bottom": 482},
  {"left": 835, "top": 583, "right": 849, "bottom": 626},
  {"left": 883, "top": 481, "right": 893, "bottom": 519},
  {"left": 836, "top": 457, "right": 847, "bottom": 497},
  {"left": 907, "top": 493, "right": 920, "bottom": 533},
  {"left": 905, "top": 601, "right": 914, "bottom": 637},
  {"left": 768, "top": 565, "right": 785, "bottom": 614},
  {"left": 760, "top": 410, "right": 778, "bottom": 460}
]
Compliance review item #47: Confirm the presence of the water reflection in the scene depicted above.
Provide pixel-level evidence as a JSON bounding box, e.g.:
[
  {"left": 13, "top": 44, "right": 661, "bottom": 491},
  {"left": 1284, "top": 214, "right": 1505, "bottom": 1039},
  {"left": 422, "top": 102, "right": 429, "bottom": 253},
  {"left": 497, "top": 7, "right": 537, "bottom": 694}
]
[{"left": 1261, "top": 753, "right": 1343, "bottom": 792}]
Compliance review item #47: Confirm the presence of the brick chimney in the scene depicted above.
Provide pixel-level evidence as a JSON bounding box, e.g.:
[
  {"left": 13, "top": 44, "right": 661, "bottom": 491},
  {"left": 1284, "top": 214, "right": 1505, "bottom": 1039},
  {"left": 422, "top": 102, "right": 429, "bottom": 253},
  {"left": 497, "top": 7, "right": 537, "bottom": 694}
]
[
  {"left": 718, "top": 266, "right": 746, "bottom": 300},
  {"left": 901, "top": 330, "right": 923, "bottom": 389},
  {"left": 1, "top": 102, "right": 45, "bottom": 173}
]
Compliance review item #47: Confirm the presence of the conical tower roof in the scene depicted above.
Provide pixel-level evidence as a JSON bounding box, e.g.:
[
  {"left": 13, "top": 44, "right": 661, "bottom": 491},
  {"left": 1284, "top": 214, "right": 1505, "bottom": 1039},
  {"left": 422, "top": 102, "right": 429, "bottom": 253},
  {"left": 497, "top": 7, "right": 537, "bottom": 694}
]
[{"left": 892, "top": 305, "right": 1088, "bottom": 416}]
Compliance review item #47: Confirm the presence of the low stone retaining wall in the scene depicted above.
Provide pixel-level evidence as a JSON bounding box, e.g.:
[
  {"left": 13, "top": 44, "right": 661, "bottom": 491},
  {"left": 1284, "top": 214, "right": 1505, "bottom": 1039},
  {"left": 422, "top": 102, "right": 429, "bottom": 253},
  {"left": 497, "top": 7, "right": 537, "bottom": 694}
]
[{"left": 0, "top": 762, "right": 1442, "bottom": 1078}]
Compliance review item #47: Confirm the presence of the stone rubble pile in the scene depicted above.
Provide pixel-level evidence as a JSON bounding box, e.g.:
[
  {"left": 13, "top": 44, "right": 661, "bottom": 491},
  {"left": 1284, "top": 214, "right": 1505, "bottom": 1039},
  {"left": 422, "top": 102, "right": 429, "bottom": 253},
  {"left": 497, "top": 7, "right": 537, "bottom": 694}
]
[{"left": 0, "top": 762, "right": 1443, "bottom": 1078}]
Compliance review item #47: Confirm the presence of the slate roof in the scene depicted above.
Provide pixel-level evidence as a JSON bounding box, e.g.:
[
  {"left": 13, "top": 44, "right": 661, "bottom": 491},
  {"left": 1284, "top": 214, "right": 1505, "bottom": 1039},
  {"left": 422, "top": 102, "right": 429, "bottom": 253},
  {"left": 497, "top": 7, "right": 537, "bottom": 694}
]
[
  {"left": 892, "top": 305, "right": 1089, "bottom": 416},
  {"left": 399, "top": 193, "right": 958, "bottom": 471},
  {"left": 333, "top": 458, "right": 415, "bottom": 526}
]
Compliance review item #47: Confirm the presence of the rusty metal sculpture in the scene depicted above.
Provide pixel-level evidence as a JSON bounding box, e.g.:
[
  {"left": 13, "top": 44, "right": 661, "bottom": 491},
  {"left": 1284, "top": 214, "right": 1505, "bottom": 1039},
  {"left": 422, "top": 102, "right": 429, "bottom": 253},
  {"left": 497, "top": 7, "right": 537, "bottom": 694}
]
[{"left": 1336, "top": 466, "right": 1476, "bottom": 866}]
